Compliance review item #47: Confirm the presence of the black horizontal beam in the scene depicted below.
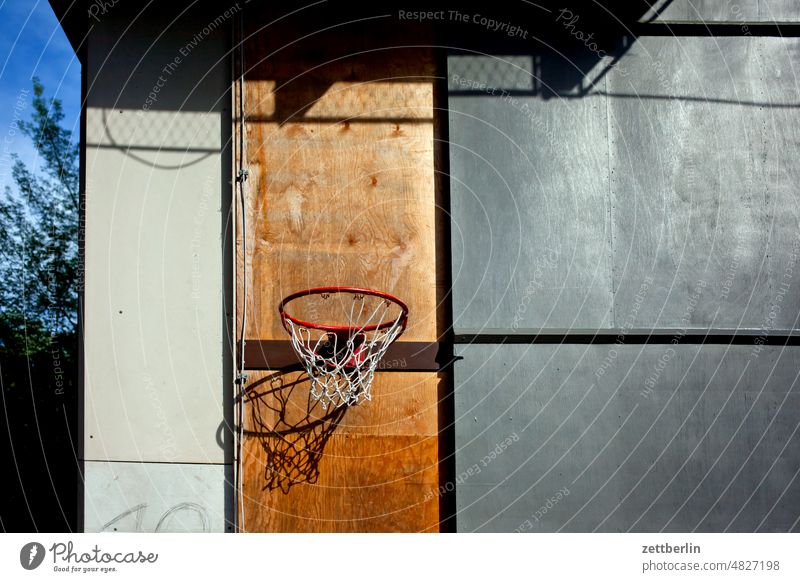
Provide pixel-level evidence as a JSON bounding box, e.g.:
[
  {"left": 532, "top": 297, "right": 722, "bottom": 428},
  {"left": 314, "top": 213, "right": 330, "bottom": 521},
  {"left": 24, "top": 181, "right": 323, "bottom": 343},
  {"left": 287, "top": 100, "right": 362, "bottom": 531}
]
[
  {"left": 635, "top": 22, "right": 800, "bottom": 37},
  {"left": 455, "top": 332, "right": 800, "bottom": 345},
  {"left": 243, "top": 339, "right": 446, "bottom": 371}
]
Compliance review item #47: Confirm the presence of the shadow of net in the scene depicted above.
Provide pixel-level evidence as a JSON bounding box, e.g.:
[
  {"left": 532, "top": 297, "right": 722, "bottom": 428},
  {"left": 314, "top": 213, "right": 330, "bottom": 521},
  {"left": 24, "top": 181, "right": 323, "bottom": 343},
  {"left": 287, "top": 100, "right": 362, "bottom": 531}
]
[{"left": 244, "top": 370, "right": 347, "bottom": 493}]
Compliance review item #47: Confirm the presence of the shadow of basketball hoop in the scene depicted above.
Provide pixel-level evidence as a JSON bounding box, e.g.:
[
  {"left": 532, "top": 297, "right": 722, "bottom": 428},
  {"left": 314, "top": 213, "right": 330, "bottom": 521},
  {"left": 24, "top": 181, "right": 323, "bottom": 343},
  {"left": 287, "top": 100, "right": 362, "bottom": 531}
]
[{"left": 243, "top": 370, "right": 347, "bottom": 493}]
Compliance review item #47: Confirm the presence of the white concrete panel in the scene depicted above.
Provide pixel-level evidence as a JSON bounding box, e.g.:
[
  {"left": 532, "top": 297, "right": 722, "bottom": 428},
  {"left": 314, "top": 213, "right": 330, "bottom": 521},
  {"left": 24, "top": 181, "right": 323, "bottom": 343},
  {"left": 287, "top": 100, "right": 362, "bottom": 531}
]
[
  {"left": 83, "top": 461, "right": 232, "bottom": 532},
  {"left": 84, "top": 107, "right": 226, "bottom": 463},
  {"left": 82, "top": 2, "right": 233, "bottom": 466},
  {"left": 87, "top": 108, "right": 221, "bottom": 150}
]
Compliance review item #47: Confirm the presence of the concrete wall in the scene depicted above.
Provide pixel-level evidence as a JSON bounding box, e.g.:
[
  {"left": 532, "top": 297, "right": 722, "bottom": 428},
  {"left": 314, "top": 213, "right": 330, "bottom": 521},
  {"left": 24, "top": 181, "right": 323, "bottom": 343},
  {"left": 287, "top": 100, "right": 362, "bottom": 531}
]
[
  {"left": 82, "top": 3, "right": 234, "bottom": 531},
  {"left": 454, "top": 344, "right": 800, "bottom": 532},
  {"left": 645, "top": 0, "right": 800, "bottom": 22},
  {"left": 449, "top": 37, "right": 800, "bottom": 333},
  {"left": 448, "top": 33, "right": 800, "bottom": 531}
]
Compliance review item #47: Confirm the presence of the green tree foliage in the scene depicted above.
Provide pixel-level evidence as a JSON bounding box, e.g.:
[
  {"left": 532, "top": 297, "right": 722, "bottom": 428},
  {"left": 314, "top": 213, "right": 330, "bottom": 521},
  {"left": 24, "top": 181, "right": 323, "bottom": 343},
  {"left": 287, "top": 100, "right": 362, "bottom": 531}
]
[
  {"left": 0, "top": 79, "right": 79, "bottom": 531},
  {"left": 0, "top": 78, "right": 79, "bottom": 356}
]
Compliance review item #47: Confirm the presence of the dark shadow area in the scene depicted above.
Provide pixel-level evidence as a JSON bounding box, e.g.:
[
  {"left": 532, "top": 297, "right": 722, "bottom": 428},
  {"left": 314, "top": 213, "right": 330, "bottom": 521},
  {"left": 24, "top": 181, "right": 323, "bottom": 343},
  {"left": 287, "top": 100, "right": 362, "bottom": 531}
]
[
  {"left": 242, "top": 8, "right": 437, "bottom": 126},
  {"left": 239, "top": 1, "right": 789, "bottom": 131},
  {"left": 241, "top": 2, "right": 659, "bottom": 81},
  {"left": 243, "top": 371, "right": 347, "bottom": 493},
  {"left": 441, "top": 1, "right": 646, "bottom": 100},
  {"left": 0, "top": 336, "right": 79, "bottom": 532},
  {"left": 432, "top": 55, "right": 457, "bottom": 533}
]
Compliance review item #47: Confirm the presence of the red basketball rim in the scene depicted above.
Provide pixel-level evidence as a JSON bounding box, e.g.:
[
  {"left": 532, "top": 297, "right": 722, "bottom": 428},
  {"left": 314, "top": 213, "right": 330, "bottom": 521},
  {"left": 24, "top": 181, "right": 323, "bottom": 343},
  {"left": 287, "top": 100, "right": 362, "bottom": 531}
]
[{"left": 278, "top": 286, "right": 409, "bottom": 333}]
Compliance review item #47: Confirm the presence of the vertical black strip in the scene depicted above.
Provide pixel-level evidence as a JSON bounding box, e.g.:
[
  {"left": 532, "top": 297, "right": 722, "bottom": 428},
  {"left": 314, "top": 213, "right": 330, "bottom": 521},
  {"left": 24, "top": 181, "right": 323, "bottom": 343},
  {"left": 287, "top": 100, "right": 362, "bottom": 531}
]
[
  {"left": 221, "top": 9, "right": 237, "bottom": 533},
  {"left": 433, "top": 45, "right": 457, "bottom": 533}
]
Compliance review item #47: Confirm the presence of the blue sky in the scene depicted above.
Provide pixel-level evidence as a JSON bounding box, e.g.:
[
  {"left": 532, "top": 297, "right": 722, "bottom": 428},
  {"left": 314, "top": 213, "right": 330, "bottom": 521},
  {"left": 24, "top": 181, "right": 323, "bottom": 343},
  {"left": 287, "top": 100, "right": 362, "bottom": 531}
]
[{"left": 0, "top": 0, "right": 80, "bottom": 193}]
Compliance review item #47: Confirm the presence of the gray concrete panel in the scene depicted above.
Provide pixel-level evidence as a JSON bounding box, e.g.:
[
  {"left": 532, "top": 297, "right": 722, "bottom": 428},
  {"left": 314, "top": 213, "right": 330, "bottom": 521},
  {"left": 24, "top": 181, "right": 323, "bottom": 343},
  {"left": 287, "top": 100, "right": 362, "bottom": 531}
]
[
  {"left": 646, "top": 0, "right": 757, "bottom": 22},
  {"left": 448, "top": 53, "right": 614, "bottom": 332},
  {"left": 761, "top": 0, "right": 800, "bottom": 21},
  {"left": 449, "top": 37, "right": 800, "bottom": 333},
  {"left": 609, "top": 37, "right": 800, "bottom": 330},
  {"left": 454, "top": 344, "right": 800, "bottom": 532},
  {"left": 645, "top": 0, "right": 799, "bottom": 22}
]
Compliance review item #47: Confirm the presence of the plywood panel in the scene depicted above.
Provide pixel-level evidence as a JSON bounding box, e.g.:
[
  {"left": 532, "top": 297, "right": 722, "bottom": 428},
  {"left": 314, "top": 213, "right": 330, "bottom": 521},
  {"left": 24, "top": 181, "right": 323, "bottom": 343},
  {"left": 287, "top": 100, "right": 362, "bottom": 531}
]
[
  {"left": 244, "top": 371, "right": 441, "bottom": 437},
  {"left": 241, "top": 27, "right": 438, "bottom": 342},
  {"left": 237, "top": 13, "right": 443, "bottom": 532},
  {"left": 240, "top": 370, "right": 441, "bottom": 532},
  {"left": 241, "top": 435, "right": 439, "bottom": 532}
]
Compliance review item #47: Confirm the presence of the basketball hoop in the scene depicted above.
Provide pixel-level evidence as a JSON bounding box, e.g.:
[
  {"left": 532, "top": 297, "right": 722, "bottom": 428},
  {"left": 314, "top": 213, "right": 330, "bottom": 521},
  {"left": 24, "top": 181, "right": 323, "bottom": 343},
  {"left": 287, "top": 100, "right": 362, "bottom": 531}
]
[{"left": 278, "top": 287, "right": 409, "bottom": 408}]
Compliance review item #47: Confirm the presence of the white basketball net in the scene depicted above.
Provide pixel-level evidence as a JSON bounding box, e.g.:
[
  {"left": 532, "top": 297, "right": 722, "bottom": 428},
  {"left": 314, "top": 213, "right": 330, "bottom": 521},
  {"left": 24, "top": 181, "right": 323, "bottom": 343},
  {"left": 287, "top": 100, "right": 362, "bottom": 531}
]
[{"left": 283, "top": 295, "right": 405, "bottom": 409}]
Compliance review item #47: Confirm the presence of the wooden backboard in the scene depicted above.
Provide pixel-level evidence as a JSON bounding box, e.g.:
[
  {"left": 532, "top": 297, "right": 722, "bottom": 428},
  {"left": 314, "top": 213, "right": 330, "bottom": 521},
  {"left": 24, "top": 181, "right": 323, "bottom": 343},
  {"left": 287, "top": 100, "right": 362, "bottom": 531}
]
[{"left": 235, "top": 10, "right": 448, "bottom": 532}]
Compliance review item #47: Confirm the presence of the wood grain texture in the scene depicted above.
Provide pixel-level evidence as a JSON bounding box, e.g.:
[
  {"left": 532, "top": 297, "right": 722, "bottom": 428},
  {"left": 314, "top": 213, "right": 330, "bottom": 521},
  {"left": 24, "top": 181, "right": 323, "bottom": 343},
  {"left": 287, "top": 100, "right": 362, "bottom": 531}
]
[
  {"left": 241, "top": 435, "right": 440, "bottom": 532},
  {"left": 241, "top": 24, "right": 438, "bottom": 343},
  {"left": 236, "top": 13, "right": 444, "bottom": 532},
  {"left": 243, "top": 371, "right": 441, "bottom": 438},
  {"left": 240, "top": 370, "right": 441, "bottom": 532}
]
